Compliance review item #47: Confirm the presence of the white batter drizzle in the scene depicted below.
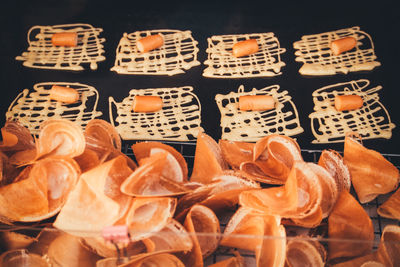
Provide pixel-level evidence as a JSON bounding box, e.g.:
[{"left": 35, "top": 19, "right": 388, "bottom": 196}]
[
  {"left": 109, "top": 86, "right": 202, "bottom": 141},
  {"left": 293, "top": 26, "right": 380, "bottom": 75},
  {"left": 203, "top": 32, "right": 286, "bottom": 78},
  {"left": 215, "top": 85, "right": 304, "bottom": 142},
  {"left": 111, "top": 29, "right": 200, "bottom": 75},
  {"left": 6, "top": 82, "right": 103, "bottom": 135},
  {"left": 16, "top": 23, "right": 106, "bottom": 71},
  {"left": 309, "top": 79, "right": 395, "bottom": 143}
]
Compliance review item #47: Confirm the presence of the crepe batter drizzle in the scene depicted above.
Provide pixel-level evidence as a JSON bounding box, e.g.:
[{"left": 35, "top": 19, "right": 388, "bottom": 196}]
[
  {"left": 16, "top": 23, "right": 106, "bottom": 71},
  {"left": 215, "top": 85, "right": 304, "bottom": 142},
  {"left": 309, "top": 79, "right": 395, "bottom": 143},
  {"left": 111, "top": 30, "right": 200, "bottom": 75},
  {"left": 293, "top": 26, "right": 380, "bottom": 75},
  {"left": 109, "top": 86, "right": 202, "bottom": 141},
  {"left": 203, "top": 32, "right": 286, "bottom": 78},
  {"left": 6, "top": 82, "right": 103, "bottom": 135}
]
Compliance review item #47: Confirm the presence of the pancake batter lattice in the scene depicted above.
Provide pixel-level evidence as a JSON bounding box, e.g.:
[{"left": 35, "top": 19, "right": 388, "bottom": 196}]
[
  {"left": 309, "top": 79, "right": 395, "bottom": 143},
  {"left": 111, "top": 30, "right": 200, "bottom": 75},
  {"left": 109, "top": 86, "right": 202, "bottom": 141},
  {"left": 293, "top": 26, "right": 380, "bottom": 75},
  {"left": 6, "top": 82, "right": 103, "bottom": 135},
  {"left": 215, "top": 85, "right": 303, "bottom": 142},
  {"left": 203, "top": 32, "right": 286, "bottom": 78},
  {"left": 16, "top": 23, "right": 106, "bottom": 71}
]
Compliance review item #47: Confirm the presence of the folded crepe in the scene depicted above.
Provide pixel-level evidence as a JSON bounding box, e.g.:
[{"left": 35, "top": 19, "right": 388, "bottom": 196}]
[
  {"left": 328, "top": 190, "right": 374, "bottom": 261},
  {"left": 132, "top": 141, "right": 188, "bottom": 182},
  {"left": 377, "top": 187, "right": 400, "bottom": 220},
  {"left": 0, "top": 156, "right": 80, "bottom": 223},
  {"left": 190, "top": 132, "right": 228, "bottom": 184},
  {"left": 0, "top": 120, "right": 35, "bottom": 153},
  {"left": 240, "top": 134, "right": 303, "bottom": 184},
  {"left": 344, "top": 134, "right": 399, "bottom": 203},
  {"left": 120, "top": 151, "right": 189, "bottom": 197},
  {"left": 318, "top": 149, "right": 351, "bottom": 193},
  {"left": 285, "top": 237, "right": 326, "bottom": 267},
  {"left": 54, "top": 155, "right": 133, "bottom": 236},
  {"left": 181, "top": 204, "right": 221, "bottom": 267},
  {"left": 219, "top": 139, "right": 254, "bottom": 170}
]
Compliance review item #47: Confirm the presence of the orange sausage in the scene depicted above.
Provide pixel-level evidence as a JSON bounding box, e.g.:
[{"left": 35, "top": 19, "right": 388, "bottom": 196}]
[
  {"left": 334, "top": 95, "right": 363, "bottom": 111},
  {"left": 51, "top": 32, "right": 78, "bottom": 47},
  {"left": 49, "top": 85, "right": 80, "bottom": 104},
  {"left": 132, "top": 95, "right": 163, "bottom": 113},
  {"left": 232, "top": 39, "right": 259, "bottom": 58},
  {"left": 137, "top": 34, "right": 164, "bottom": 53},
  {"left": 330, "top": 37, "right": 357, "bottom": 56},
  {"left": 238, "top": 95, "right": 275, "bottom": 111}
]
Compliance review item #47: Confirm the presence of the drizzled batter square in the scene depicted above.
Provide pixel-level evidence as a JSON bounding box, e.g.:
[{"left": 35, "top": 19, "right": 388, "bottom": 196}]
[
  {"left": 215, "top": 85, "right": 303, "bottom": 142},
  {"left": 111, "top": 30, "right": 200, "bottom": 75},
  {"left": 109, "top": 86, "right": 202, "bottom": 141},
  {"left": 16, "top": 23, "right": 106, "bottom": 71},
  {"left": 6, "top": 82, "right": 103, "bottom": 135},
  {"left": 203, "top": 32, "right": 286, "bottom": 78},
  {"left": 309, "top": 79, "right": 395, "bottom": 143},
  {"left": 293, "top": 26, "right": 380, "bottom": 75}
]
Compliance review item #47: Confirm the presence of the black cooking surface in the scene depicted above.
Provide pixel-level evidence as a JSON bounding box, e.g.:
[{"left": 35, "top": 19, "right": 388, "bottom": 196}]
[{"left": 1, "top": 0, "right": 399, "bottom": 153}]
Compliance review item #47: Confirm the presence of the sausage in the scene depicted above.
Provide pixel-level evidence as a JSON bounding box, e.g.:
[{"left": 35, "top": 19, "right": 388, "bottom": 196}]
[
  {"left": 238, "top": 95, "right": 275, "bottom": 111},
  {"left": 136, "top": 34, "right": 164, "bottom": 53},
  {"left": 232, "top": 39, "right": 259, "bottom": 58},
  {"left": 49, "top": 85, "right": 80, "bottom": 104},
  {"left": 132, "top": 95, "right": 163, "bottom": 113},
  {"left": 334, "top": 95, "right": 363, "bottom": 111},
  {"left": 51, "top": 32, "right": 78, "bottom": 47},
  {"left": 330, "top": 37, "right": 357, "bottom": 56}
]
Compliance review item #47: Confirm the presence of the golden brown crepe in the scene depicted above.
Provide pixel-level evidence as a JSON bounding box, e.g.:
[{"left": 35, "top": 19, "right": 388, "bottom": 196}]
[
  {"left": 328, "top": 190, "right": 374, "bottom": 261},
  {"left": 377, "top": 187, "right": 400, "bottom": 220},
  {"left": 190, "top": 132, "right": 228, "bottom": 184},
  {"left": 318, "top": 149, "right": 351, "bottom": 193},
  {"left": 181, "top": 204, "right": 220, "bottom": 267},
  {"left": 240, "top": 134, "right": 302, "bottom": 184},
  {"left": 0, "top": 120, "right": 35, "bottom": 153},
  {"left": 219, "top": 139, "right": 254, "bottom": 170},
  {"left": 0, "top": 156, "right": 80, "bottom": 222},
  {"left": 54, "top": 155, "right": 133, "bottom": 236},
  {"left": 285, "top": 237, "right": 326, "bottom": 267},
  {"left": 344, "top": 134, "right": 399, "bottom": 203}
]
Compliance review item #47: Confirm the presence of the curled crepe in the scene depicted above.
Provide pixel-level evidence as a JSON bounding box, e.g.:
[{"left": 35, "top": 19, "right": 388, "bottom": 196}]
[
  {"left": 377, "top": 187, "right": 400, "bottom": 220},
  {"left": 121, "top": 151, "right": 189, "bottom": 197},
  {"left": 73, "top": 148, "right": 101, "bottom": 172},
  {"left": 181, "top": 204, "right": 221, "bottom": 267},
  {"left": 145, "top": 219, "right": 193, "bottom": 254},
  {"left": 47, "top": 233, "right": 101, "bottom": 267},
  {"left": 84, "top": 119, "right": 136, "bottom": 170},
  {"left": 318, "top": 149, "right": 351, "bottom": 193},
  {"left": 240, "top": 161, "right": 322, "bottom": 221},
  {"left": 54, "top": 155, "right": 133, "bottom": 236},
  {"left": 240, "top": 134, "right": 302, "bottom": 184},
  {"left": 0, "top": 151, "right": 23, "bottom": 185},
  {"left": 256, "top": 214, "right": 286, "bottom": 267},
  {"left": 132, "top": 141, "right": 188, "bottom": 182},
  {"left": 35, "top": 119, "right": 85, "bottom": 159},
  {"left": 344, "top": 134, "right": 399, "bottom": 203},
  {"left": 190, "top": 132, "right": 228, "bottom": 184},
  {"left": 176, "top": 171, "right": 260, "bottom": 220},
  {"left": 285, "top": 237, "right": 326, "bottom": 267},
  {"left": 219, "top": 139, "right": 254, "bottom": 170},
  {"left": 0, "top": 120, "right": 35, "bottom": 153},
  {"left": 220, "top": 207, "right": 286, "bottom": 267},
  {"left": 0, "top": 156, "right": 80, "bottom": 222},
  {"left": 85, "top": 119, "right": 122, "bottom": 151},
  {"left": 123, "top": 197, "right": 176, "bottom": 241},
  {"left": 328, "top": 190, "right": 374, "bottom": 261},
  {"left": 374, "top": 225, "right": 400, "bottom": 267}
]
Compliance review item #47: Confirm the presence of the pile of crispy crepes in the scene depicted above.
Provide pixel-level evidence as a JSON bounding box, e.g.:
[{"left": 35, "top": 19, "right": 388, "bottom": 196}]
[{"left": 0, "top": 118, "right": 399, "bottom": 267}]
